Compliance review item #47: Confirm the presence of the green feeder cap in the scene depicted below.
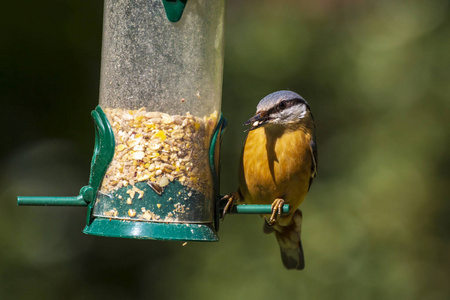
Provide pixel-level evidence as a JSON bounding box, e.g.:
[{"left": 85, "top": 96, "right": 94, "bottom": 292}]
[{"left": 162, "top": 0, "right": 188, "bottom": 23}]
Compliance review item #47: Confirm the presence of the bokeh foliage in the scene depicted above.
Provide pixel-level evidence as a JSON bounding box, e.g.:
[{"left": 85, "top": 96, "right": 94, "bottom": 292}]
[{"left": 1, "top": 0, "right": 449, "bottom": 299}]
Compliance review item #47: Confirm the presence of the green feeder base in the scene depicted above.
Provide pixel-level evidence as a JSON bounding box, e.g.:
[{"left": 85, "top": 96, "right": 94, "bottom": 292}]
[{"left": 83, "top": 218, "right": 218, "bottom": 241}]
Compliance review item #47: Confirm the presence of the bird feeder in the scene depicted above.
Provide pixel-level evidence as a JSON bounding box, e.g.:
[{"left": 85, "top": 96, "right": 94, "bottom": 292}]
[{"left": 17, "top": 0, "right": 289, "bottom": 242}]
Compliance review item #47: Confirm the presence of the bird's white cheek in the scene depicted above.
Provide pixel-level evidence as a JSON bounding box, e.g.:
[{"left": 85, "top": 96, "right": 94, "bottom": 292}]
[
  {"left": 272, "top": 117, "right": 283, "bottom": 124},
  {"left": 298, "top": 110, "right": 307, "bottom": 119}
]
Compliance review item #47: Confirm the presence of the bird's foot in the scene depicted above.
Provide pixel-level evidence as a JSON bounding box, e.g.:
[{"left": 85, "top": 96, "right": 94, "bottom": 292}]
[
  {"left": 268, "top": 198, "right": 285, "bottom": 226},
  {"left": 221, "top": 192, "right": 240, "bottom": 220}
]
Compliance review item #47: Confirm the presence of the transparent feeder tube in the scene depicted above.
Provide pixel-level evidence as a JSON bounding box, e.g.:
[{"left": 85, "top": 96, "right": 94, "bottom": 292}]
[
  {"left": 99, "top": 0, "right": 225, "bottom": 114},
  {"left": 94, "top": 0, "right": 225, "bottom": 224}
]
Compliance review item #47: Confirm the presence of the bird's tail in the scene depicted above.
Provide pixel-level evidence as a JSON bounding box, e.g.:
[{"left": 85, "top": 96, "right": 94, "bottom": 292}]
[{"left": 264, "top": 209, "right": 305, "bottom": 270}]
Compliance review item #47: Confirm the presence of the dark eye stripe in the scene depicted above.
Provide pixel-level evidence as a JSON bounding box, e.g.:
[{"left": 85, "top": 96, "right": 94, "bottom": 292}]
[
  {"left": 293, "top": 97, "right": 310, "bottom": 110},
  {"left": 277, "top": 99, "right": 302, "bottom": 111},
  {"left": 284, "top": 99, "right": 297, "bottom": 108},
  {"left": 264, "top": 98, "right": 309, "bottom": 116},
  {"left": 292, "top": 97, "right": 308, "bottom": 106}
]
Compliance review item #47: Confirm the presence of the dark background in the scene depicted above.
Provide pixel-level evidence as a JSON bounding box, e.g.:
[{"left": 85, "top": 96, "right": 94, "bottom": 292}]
[{"left": 1, "top": 0, "right": 450, "bottom": 299}]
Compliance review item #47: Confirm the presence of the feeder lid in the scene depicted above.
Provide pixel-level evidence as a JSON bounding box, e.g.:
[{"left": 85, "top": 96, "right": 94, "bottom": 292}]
[{"left": 162, "top": 0, "right": 187, "bottom": 22}]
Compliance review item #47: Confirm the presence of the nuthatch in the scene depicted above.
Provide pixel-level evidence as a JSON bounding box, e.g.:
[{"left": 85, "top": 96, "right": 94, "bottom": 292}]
[{"left": 223, "top": 90, "right": 318, "bottom": 270}]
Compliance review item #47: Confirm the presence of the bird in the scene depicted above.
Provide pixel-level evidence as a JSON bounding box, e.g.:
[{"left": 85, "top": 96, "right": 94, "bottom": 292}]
[{"left": 222, "top": 90, "right": 317, "bottom": 270}]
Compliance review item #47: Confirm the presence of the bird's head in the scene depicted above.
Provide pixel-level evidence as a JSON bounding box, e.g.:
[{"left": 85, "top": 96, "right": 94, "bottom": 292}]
[{"left": 244, "top": 90, "right": 312, "bottom": 131}]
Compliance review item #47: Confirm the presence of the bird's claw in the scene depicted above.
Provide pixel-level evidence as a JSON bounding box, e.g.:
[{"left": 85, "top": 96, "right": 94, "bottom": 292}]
[
  {"left": 268, "top": 198, "right": 285, "bottom": 226},
  {"left": 263, "top": 218, "right": 275, "bottom": 234},
  {"left": 221, "top": 192, "right": 239, "bottom": 220}
]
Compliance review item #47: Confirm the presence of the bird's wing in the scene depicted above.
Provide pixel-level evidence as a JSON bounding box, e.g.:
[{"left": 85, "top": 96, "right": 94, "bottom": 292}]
[{"left": 308, "top": 137, "right": 318, "bottom": 190}]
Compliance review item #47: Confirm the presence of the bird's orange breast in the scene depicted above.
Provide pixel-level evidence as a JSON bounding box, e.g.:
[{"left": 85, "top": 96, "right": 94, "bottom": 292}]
[{"left": 239, "top": 125, "right": 313, "bottom": 217}]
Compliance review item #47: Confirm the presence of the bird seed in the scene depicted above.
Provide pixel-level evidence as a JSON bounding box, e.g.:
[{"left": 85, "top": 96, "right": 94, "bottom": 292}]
[{"left": 97, "top": 107, "right": 217, "bottom": 221}]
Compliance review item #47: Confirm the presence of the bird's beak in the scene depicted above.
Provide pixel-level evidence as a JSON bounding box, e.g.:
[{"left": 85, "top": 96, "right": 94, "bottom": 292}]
[{"left": 244, "top": 112, "right": 269, "bottom": 131}]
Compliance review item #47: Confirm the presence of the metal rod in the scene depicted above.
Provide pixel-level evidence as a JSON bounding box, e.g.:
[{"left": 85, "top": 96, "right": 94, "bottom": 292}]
[
  {"left": 229, "top": 204, "right": 289, "bottom": 214},
  {"left": 17, "top": 195, "right": 87, "bottom": 206}
]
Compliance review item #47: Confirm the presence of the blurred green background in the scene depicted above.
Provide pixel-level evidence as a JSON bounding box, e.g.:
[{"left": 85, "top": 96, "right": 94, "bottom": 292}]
[{"left": 1, "top": 0, "right": 450, "bottom": 299}]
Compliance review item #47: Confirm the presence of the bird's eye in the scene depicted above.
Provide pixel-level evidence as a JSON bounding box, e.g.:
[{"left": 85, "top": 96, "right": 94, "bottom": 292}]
[{"left": 278, "top": 101, "right": 287, "bottom": 110}]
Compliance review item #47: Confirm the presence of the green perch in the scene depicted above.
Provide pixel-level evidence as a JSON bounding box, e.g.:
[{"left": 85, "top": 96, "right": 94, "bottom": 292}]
[{"left": 17, "top": 195, "right": 289, "bottom": 215}]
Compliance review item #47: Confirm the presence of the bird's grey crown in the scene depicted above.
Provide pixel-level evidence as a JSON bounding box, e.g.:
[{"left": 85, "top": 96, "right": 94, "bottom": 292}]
[{"left": 256, "top": 90, "right": 308, "bottom": 112}]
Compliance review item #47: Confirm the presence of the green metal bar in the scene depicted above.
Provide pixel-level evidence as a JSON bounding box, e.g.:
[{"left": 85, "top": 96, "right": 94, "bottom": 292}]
[
  {"left": 229, "top": 204, "right": 289, "bottom": 214},
  {"left": 17, "top": 195, "right": 87, "bottom": 206}
]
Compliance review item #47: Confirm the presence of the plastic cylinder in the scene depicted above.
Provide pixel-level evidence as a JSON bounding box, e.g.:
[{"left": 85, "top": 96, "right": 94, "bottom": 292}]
[{"left": 94, "top": 0, "right": 225, "bottom": 225}]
